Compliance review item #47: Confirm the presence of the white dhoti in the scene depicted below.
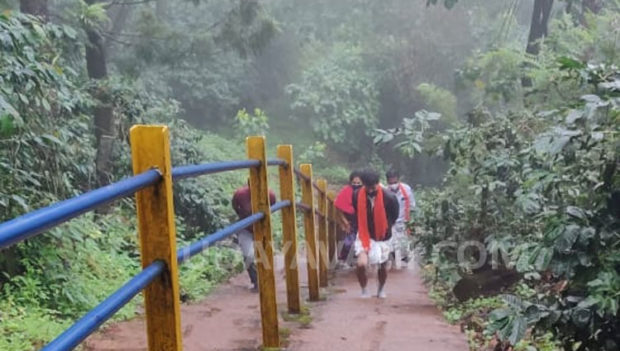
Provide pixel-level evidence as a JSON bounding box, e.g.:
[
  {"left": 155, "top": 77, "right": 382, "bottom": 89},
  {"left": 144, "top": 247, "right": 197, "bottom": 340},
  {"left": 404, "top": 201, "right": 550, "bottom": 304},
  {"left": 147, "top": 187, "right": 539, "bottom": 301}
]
[{"left": 354, "top": 233, "right": 391, "bottom": 265}]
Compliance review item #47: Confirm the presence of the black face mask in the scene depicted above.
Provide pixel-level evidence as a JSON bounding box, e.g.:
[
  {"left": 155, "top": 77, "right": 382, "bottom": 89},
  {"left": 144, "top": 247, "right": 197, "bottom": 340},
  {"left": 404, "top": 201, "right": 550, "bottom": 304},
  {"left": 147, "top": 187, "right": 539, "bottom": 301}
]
[
  {"left": 351, "top": 184, "right": 362, "bottom": 190},
  {"left": 366, "top": 189, "right": 377, "bottom": 196}
]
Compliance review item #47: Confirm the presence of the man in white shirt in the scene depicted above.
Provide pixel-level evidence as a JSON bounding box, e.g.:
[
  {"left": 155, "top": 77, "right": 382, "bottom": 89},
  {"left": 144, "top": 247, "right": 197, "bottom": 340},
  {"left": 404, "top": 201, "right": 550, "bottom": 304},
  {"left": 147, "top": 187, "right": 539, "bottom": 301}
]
[{"left": 385, "top": 169, "right": 415, "bottom": 268}]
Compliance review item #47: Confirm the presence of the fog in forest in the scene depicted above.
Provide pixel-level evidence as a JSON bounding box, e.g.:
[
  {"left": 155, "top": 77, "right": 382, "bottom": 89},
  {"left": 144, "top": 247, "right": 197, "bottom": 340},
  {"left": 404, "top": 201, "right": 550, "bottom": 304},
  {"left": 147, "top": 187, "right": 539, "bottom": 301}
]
[
  {"left": 1, "top": 0, "right": 618, "bottom": 350},
  {"left": 4, "top": 0, "right": 546, "bottom": 185}
]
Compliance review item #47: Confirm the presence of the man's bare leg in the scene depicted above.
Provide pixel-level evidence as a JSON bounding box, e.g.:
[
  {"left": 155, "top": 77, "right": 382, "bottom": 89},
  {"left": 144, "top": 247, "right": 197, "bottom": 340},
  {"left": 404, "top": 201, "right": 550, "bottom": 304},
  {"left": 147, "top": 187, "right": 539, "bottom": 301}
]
[
  {"left": 377, "top": 262, "right": 387, "bottom": 298},
  {"left": 356, "top": 251, "right": 369, "bottom": 297}
]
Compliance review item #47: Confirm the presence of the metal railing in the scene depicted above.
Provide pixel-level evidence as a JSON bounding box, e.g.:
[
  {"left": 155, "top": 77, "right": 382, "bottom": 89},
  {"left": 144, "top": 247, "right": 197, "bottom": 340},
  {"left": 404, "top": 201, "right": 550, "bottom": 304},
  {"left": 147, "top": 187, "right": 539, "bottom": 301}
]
[{"left": 0, "top": 125, "right": 341, "bottom": 351}]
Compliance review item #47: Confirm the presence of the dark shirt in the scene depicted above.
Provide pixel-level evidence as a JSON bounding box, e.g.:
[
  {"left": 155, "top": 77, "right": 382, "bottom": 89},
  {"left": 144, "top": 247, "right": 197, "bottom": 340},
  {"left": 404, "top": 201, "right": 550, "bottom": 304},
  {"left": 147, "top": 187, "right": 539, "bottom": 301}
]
[
  {"left": 353, "top": 186, "right": 399, "bottom": 241},
  {"left": 232, "top": 186, "right": 276, "bottom": 233}
]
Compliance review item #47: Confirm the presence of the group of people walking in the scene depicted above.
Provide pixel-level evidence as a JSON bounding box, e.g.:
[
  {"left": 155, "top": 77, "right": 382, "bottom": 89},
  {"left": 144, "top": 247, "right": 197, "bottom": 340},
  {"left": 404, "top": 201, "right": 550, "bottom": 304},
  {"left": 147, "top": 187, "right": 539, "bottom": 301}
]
[
  {"left": 333, "top": 169, "right": 415, "bottom": 298},
  {"left": 230, "top": 168, "right": 416, "bottom": 299}
]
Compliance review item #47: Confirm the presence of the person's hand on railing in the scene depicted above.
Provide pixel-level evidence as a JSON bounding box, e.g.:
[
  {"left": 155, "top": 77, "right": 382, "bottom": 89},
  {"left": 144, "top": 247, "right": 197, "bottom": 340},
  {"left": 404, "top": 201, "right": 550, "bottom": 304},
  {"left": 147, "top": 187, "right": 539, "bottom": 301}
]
[{"left": 341, "top": 220, "right": 351, "bottom": 233}]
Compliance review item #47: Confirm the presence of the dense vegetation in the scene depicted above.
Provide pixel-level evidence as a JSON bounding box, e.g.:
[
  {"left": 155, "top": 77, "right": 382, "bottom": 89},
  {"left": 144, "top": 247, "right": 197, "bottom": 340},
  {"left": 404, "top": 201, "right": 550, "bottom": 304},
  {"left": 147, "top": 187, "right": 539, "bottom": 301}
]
[
  {"left": 379, "top": 3, "right": 619, "bottom": 350},
  {"left": 0, "top": 0, "right": 618, "bottom": 349}
]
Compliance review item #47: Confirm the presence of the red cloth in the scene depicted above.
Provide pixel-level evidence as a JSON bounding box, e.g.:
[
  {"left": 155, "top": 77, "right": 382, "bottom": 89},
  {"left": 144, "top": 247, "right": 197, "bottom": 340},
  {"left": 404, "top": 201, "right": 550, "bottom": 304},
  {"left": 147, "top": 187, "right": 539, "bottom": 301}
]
[
  {"left": 334, "top": 185, "right": 355, "bottom": 215},
  {"left": 357, "top": 187, "right": 388, "bottom": 251}
]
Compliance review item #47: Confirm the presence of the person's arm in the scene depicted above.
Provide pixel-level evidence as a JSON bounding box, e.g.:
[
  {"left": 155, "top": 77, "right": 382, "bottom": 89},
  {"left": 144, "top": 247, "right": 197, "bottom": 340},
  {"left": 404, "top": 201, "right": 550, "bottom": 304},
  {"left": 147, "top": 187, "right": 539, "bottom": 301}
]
[
  {"left": 232, "top": 192, "right": 242, "bottom": 217},
  {"left": 336, "top": 209, "right": 351, "bottom": 232}
]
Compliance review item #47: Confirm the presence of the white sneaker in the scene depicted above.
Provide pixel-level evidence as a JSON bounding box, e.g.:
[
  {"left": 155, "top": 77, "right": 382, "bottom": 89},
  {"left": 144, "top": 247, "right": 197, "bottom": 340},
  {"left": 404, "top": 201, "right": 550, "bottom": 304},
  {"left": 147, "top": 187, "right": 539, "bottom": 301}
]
[
  {"left": 377, "top": 288, "right": 387, "bottom": 299},
  {"left": 361, "top": 288, "right": 370, "bottom": 298}
]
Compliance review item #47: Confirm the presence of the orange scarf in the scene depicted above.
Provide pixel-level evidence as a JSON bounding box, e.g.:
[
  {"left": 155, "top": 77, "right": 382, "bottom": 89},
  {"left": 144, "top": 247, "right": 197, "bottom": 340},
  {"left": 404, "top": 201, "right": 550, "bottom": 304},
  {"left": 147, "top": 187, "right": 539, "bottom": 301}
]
[
  {"left": 399, "top": 183, "right": 410, "bottom": 221},
  {"left": 357, "top": 186, "right": 388, "bottom": 250}
]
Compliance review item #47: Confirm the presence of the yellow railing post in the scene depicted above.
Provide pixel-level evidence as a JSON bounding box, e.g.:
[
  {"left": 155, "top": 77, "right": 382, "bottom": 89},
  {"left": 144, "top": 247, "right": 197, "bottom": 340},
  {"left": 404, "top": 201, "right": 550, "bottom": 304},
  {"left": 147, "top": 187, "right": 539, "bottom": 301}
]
[
  {"left": 246, "top": 136, "right": 280, "bottom": 348},
  {"left": 130, "top": 125, "right": 182, "bottom": 351},
  {"left": 335, "top": 217, "right": 344, "bottom": 264},
  {"left": 317, "top": 179, "right": 328, "bottom": 287},
  {"left": 277, "top": 145, "right": 301, "bottom": 314},
  {"left": 327, "top": 191, "right": 337, "bottom": 269},
  {"left": 300, "top": 164, "right": 320, "bottom": 301}
]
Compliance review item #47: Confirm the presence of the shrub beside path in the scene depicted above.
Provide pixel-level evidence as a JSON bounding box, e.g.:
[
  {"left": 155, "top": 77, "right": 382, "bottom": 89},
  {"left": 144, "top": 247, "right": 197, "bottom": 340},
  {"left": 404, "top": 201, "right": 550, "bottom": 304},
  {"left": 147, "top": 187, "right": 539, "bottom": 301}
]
[{"left": 85, "top": 256, "right": 467, "bottom": 350}]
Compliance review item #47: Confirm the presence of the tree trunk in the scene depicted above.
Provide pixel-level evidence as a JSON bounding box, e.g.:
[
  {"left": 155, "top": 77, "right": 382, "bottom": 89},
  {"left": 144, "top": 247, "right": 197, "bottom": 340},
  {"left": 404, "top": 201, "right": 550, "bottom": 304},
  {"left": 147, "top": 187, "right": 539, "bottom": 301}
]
[
  {"left": 85, "top": 2, "right": 115, "bottom": 189},
  {"left": 19, "top": 0, "right": 48, "bottom": 19},
  {"left": 526, "top": 0, "right": 554, "bottom": 56},
  {"left": 522, "top": 0, "right": 554, "bottom": 87}
]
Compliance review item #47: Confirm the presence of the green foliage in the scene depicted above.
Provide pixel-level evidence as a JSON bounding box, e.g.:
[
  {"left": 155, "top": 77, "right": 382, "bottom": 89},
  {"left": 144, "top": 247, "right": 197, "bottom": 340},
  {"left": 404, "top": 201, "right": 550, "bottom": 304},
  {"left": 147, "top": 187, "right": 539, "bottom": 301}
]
[
  {"left": 235, "top": 108, "right": 270, "bottom": 136},
  {"left": 455, "top": 6, "right": 620, "bottom": 114},
  {"left": 215, "top": 0, "right": 279, "bottom": 58},
  {"left": 0, "top": 12, "right": 93, "bottom": 220},
  {"left": 456, "top": 46, "right": 530, "bottom": 109},
  {"left": 409, "top": 10, "right": 620, "bottom": 349},
  {"left": 286, "top": 44, "right": 379, "bottom": 154},
  {"left": 296, "top": 141, "right": 326, "bottom": 166},
  {"left": 513, "top": 333, "right": 561, "bottom": 351},
  {"left": 547, "top": 9, "right": 620, "bottom": 65},
  {"left": 443, "top": 296, "right": 503, "bottom": 324},
  {"left": 417, "top": 60, "right": 619, "bottom": 349},
  {"left": 111, "top": 0, "right": 277, "bottom": 127},
  {"left": 0, "top": 11, "right": 250, "bottom": 350},
  {"left": 3, "top": 1, "right": 619, "bottom": 350},
  {"left": 0, "top": 300, "right": 70, "bottom": 350},
  {"left": 76, "top": 0, "right": 109, "bottom": 31},
  {"left": 178, "top": 246, "right": 243, "bottom": 301},
  {"left": 488, "top": 295, "right": 543, "bottom": 346},
  {"left": 416, "top": 83, "right": 459, "bottom": 126},
  {"left": 373, "top": 110, "right": 442, "bottom": 158},
  {"left": 0, "top": 213, "right": 140, "bottom": 348},
  {"left": 170, "top": 125, "right": 248, "bottom": 237},
  {"left": 317, "top": 165, "right": 350, "bottom": 185}
]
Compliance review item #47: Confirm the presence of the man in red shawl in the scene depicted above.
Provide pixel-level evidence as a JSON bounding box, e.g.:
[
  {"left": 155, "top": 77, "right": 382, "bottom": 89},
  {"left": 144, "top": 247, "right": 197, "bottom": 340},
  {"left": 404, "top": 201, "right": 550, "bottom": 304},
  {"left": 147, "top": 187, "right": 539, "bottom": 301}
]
[{"left": 353, "top": 169, "right": 399, "bottom": 298}]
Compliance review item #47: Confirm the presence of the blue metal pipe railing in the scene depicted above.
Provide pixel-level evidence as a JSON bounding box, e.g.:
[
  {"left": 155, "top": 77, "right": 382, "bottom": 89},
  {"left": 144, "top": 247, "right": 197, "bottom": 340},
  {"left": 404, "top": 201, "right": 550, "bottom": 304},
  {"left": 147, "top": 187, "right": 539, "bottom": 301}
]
[
  {"left": 172, "top": 160, "right": 260, "bottom": 181},
  {"left": 5, "top": 153, "right": 299, "bottom": 350},
  {"left": 43, "top": 200, "right": 293, "bottom": 350},
  {"left": 176, "top": 200, "right": 292, "bottom": 264},
  {"left": 177, "top": 212, "right": 265, "bottom": 264},
  {"left": 41, "top": 260, "right": 165, "bottom": 351},
  {"left": 266, "top": 158, "right": 287, "bottom": 167},
  {"left": 293, "top": 168, "right": 310, "bottom": 181},
  {"left": 0, "top": 169, "right": 162, "bottom": 249},
  {"left": 270, "top": 200, "right": 290, "bottom": 213},
  {"left": 293, "top": 168, "right": 323, "bottom": 194}
]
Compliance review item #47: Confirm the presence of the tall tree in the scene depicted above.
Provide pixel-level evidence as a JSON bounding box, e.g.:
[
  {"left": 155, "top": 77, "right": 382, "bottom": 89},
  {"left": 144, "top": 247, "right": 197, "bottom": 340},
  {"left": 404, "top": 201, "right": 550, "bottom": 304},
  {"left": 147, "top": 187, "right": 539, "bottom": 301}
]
[
  {"left": 525, "top": 0, "right": 554, "bottom": 56},
  {"left": 523, "top": 0, "right": 554, "bottom": 87},
  {"left": 84, "top": 0, "right": 115, "bottom": 188}
]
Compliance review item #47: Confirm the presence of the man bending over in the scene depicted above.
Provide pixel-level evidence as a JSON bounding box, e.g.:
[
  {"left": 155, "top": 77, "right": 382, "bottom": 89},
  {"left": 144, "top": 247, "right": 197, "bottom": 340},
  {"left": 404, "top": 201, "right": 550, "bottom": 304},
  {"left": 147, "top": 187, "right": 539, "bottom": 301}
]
[{"left": 353, "top": 169, "right": 399, "bottom": 298}]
